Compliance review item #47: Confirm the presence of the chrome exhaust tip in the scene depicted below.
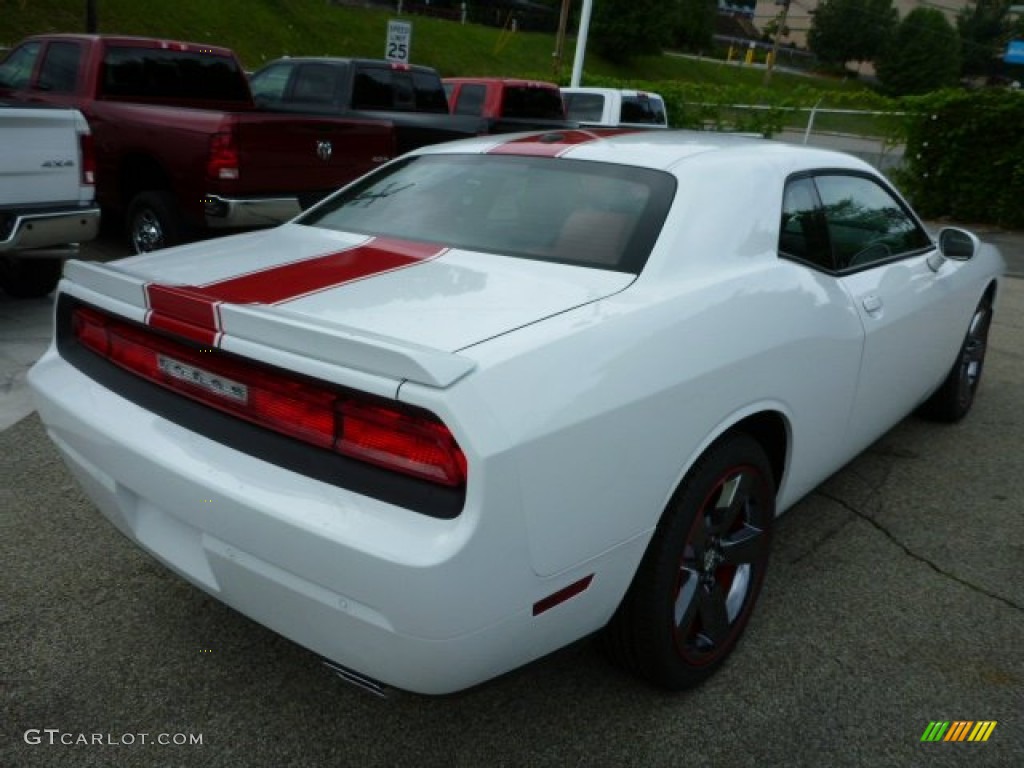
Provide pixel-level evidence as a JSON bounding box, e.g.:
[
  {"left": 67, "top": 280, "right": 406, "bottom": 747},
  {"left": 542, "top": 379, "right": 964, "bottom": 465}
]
[{"left": 321, "top": 659, "right": 389, "bottom": 698}]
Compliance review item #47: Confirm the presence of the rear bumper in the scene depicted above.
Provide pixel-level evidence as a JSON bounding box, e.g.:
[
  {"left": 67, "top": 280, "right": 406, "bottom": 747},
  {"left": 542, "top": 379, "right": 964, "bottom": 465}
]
[
  {"left": 0, "top": 205, "right": 100, "bottom": 254},
  {"left": 28, "top": 344, "right": 633, "bottom": 694},
  {"left": 203, "top": 194, "right": 302, "bottom": 229}
]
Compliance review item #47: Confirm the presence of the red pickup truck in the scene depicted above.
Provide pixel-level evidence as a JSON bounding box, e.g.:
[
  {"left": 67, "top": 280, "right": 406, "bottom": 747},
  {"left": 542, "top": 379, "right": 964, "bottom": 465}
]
[
  {"left": 442, "top": 77, "right": 576, "bottom": 134},
  {"left": 0, "top": 35, "right": 398, "bottom": 252}
]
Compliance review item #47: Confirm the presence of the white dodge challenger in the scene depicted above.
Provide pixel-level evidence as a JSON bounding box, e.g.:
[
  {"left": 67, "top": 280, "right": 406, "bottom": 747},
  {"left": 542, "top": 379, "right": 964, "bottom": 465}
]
[{"left": 29, "top": 130, "right": 1005, "bottom": 695}]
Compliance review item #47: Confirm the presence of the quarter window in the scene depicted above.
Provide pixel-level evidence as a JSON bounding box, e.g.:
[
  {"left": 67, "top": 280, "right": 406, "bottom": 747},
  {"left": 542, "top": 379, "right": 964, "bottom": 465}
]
[{"left": 779, "top": 177, "right": 832, "bottom": 270}]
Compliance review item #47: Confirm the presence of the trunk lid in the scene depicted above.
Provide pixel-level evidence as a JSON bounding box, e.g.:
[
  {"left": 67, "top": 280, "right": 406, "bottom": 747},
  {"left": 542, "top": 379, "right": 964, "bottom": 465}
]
[{"left": 65, "top": 224, "right": 632, "bottom": 386}]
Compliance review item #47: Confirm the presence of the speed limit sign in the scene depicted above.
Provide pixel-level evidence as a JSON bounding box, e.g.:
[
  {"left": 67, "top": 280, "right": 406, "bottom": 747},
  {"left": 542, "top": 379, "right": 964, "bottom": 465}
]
[{"left": 386, "top": 20, "right": 412, "bottom": 64}]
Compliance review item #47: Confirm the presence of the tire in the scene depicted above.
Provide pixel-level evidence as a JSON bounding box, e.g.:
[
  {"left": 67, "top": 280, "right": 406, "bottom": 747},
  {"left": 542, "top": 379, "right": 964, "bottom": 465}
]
[
  {"left": 126, "top": 190, "right": 184, "bottom": 254},
  {"left": 0, "top": 256, "right": 63, "bottom": 298},
  {"left": 603, "top": 432, "right": 775, "bottom": 690},
  {"left": 917, "top": 295, "right": 993, "bottom": 423}
]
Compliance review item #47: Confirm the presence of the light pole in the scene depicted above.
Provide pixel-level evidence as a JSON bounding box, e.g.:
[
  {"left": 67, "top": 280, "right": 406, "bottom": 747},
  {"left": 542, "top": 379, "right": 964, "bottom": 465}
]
[{"left": 570, "top": 0, "right": 595, "bottom": 87}]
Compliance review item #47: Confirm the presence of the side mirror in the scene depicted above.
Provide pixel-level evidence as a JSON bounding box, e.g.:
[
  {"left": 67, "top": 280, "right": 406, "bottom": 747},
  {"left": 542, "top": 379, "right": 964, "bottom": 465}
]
[{"left": 928, "top": 227, "right": 979, "bottom": 271}]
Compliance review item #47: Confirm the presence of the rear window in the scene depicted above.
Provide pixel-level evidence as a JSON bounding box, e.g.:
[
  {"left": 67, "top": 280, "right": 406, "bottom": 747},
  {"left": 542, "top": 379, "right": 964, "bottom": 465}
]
[
  {"left": 500, "top": 86, "right": 565, "bottom": 120},
  {"left": 299, "top": 154, "right": 675, "bottom": 273},
  {"left": 100, "top": 46, "right": 250, "bottom": 102},
  {"left": 352, "top": 67, "right": 448, "bottom": 113},
  {"left": 620, "top": 95, "right": 666, "bottom": 126}
]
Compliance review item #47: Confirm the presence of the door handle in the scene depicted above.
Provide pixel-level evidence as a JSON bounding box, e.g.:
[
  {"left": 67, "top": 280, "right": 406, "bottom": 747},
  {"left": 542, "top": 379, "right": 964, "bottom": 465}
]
[{"left": 862, "top": 294, "right": 883, "bottom": 314}]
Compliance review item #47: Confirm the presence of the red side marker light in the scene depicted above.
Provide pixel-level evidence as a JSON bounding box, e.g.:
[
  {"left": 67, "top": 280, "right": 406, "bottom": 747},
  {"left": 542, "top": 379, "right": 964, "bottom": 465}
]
[{"left": 533, "top": 575, "right": 595, "bottom": 616}]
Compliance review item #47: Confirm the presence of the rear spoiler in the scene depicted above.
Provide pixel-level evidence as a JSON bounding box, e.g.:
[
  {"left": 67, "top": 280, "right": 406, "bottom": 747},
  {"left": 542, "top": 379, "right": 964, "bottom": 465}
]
[{"left": 62, "top": 260, "right": 476, "bottom": 388}]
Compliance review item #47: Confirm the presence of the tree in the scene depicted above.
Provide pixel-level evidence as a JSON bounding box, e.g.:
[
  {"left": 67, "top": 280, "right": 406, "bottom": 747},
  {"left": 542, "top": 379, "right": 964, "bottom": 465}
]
[
  {"left": 590, "top": 0, "right": 677, "bottom": 64},
  {"left": 807, "top": 0, "right": 898, "bottom": 68},
  {"left": 672, "top": 0, "right": 718, "bottom": 54},
  {"left": 957, "top": 0, "right": 1016, "bottom": 78},
  {"left": 876, "top": 8, "right": 962, "bottom": 96}
]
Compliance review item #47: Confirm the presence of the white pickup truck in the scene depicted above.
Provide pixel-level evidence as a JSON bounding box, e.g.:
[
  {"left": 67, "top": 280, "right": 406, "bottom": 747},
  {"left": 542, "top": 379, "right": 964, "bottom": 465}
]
[
  {"left": 560, "top": 88, "right": 669, "bottom": 130},
  {"left": 0, "top": 103, "right": 100, "bottom": 298}
]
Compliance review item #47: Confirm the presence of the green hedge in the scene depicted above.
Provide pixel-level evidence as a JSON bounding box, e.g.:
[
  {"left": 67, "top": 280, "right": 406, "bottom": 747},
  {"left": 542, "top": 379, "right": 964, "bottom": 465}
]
[
  {"left": 896, "top": 90, "right": 1024, "bottom": 229},
  {"left": 572, "top": 75, "right": 901, "bottom": 136}
]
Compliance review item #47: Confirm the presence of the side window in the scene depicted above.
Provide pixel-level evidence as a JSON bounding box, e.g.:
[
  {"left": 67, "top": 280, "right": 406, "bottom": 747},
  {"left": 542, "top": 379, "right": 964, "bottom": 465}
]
[
  {"left": 291, "top": 63, "right": 339, "bottom": 105},
  {"left": 38, "top": 41, "right": 82, "bottom": 93},
  {"left": 0, "top": 42, "right": 43, "bottom": 90},
  {"left": 779, "top": 177, "right": 832, "bottom": 271},
  {"left": 564, "top": 93, "right": 604, "bottom": 123},
  {"left": 815, "top": 174, "right": 932, "bottom": 270},
  {"left": 453, "top": 84, "right": 485, "bottom": 116},
  {"left": 249, "top": 63, "right": 291, "bottom": 103}
]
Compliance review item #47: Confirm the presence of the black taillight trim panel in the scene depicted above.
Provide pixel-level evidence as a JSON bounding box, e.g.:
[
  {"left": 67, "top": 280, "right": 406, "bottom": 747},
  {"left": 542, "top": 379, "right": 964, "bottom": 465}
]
[{"left": 56, "top": 295, "right": 465, "bottom": 519}]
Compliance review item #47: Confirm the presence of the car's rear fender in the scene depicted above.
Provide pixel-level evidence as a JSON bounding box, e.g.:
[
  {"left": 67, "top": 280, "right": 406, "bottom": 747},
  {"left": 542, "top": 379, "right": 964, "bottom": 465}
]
[{"left": 404, "top": 261, "right": 863, "bottom": 578}]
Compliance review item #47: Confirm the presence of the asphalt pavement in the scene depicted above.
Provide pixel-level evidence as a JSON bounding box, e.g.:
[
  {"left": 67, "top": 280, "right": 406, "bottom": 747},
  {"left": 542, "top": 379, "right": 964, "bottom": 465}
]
[{"left": 1, "top": 230, "right": 1023, "bottom": 765}]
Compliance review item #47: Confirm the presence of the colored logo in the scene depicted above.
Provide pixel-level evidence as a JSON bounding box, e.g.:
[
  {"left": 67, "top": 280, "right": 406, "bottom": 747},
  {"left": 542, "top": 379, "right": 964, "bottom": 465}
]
[{"left": 920, "top": 721, "right": 997, "bottom": 742}]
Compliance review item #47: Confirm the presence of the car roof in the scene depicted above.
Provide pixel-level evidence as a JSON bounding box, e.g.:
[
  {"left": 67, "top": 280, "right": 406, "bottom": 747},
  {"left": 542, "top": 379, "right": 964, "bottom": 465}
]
[{"left": 414, "top": 129, "right": 873, "bottom": 176}]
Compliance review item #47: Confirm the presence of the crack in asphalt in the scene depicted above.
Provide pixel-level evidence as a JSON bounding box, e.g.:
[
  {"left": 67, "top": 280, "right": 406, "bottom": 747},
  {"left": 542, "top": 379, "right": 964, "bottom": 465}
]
[
  {"left": 788, "top": 515, "right": 856, "bottom": 565},
  {"left": 815, "top": 489, "right": 1024, "bottom": 614}
]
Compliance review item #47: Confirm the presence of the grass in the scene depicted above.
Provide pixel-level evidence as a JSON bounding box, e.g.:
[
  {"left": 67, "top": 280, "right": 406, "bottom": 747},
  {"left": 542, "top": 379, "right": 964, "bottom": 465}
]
[{"left": 4, "top": 0, "right": 877, "bottom": 96}]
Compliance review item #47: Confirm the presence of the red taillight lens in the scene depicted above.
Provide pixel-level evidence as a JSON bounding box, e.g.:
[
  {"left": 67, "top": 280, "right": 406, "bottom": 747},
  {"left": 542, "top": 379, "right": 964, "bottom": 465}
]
[
  {"left": 207, "top": 131, "right": 239, "bottom": 181},
  {"left": 72, "top": 307, "right": 466, "bottom": 487},
  {"left": 337, "top": 401, "right": 467, "bottom": 487},
  {"left": 79, "top": 133, "right": 96, "bottom": 185}
]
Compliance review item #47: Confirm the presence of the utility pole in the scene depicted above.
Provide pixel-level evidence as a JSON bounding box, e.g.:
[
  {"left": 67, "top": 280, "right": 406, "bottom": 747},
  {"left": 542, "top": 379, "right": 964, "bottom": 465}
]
[
  {"left": 763, "top": 0, "right": 790, "bottom": 85},
  {"left": 553, "top": 0, "right": 572, "bottom": 78}
]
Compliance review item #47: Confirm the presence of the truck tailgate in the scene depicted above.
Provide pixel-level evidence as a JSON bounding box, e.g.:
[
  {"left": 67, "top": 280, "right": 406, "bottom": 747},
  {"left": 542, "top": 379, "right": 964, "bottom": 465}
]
[
  {"left": 0, "top": 106, "right": 89, "bottom": 206},
  {"left": 235, "top": 114, "right": 395, "bottom": 198}
]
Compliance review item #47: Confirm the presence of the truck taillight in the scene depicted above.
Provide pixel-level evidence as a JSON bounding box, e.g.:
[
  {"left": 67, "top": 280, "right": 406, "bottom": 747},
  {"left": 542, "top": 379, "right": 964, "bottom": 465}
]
[
  {"left": 72, "top": 307, "right": 467, "bottom": 488},
  {"left": 207, "top": 131, "right": 239, "bottom": 181},
  {"left": 79, "top": 133, "right": 96, "bottom": 185}
]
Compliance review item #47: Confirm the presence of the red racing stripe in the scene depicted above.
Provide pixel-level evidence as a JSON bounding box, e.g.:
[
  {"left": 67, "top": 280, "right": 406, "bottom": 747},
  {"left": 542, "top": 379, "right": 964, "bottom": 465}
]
[
  {"left": 487, "top": 128, "right": 640, "bottom": 158},
  {"left": 144, "top": 236, "right": 445, "bottom": 345}
]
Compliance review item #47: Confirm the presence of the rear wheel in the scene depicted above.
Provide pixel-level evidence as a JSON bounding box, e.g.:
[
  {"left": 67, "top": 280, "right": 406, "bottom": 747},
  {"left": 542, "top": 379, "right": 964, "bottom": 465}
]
[
  {"left": 0, "top": 256, "right": 63, "bottom": 298},
  {"left": 603, "top": 432, "right": 775, "bottom": 690},
  {"left": 917, "top": 295, "right": 993, "bottom": 423},
  {"left": 127, "top": 190, "right": 184, "bottom": 254}
]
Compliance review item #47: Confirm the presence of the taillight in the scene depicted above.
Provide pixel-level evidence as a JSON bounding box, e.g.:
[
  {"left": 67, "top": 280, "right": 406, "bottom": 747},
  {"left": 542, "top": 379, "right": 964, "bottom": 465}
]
[
  {"left": 79, "top": 133, "right": 96, "bottom": 185},
  {"left": 72, "top": 307, "right": 466, "bottom": 488},
  {"left": 207, "top": 131, "right": 239, "bottom": 181},
  {"left": 337, "top": 401, "right": 467, "bottom": 487}
]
